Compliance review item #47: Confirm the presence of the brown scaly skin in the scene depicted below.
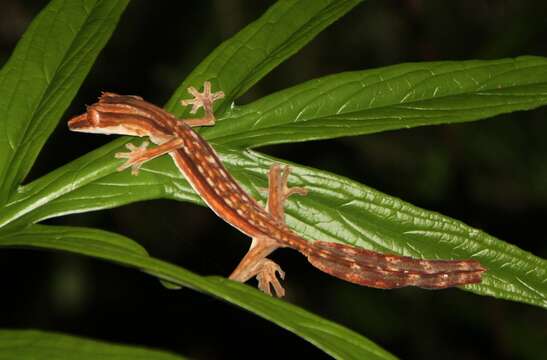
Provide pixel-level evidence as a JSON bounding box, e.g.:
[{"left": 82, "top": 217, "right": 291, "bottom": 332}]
[{"left": 68, "top": 82, "right": 486, "bottom": 297}]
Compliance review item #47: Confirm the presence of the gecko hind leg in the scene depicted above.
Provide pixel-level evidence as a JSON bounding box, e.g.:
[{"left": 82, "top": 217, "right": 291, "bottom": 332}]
[
  {"left": 266, "top": 164, "right": 308, "bottom": 221},
  {"left": 229, "top": 164, "right": 308, "bottom": 297}
]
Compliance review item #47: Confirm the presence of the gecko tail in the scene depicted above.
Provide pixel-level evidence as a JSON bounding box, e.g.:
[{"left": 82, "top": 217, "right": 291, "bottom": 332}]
[{"left": 303, "top": 240, "right": 485, "bottom": 289}]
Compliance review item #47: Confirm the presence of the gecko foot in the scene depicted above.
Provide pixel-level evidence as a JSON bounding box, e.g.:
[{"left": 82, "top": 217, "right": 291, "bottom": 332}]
[
  {"left": 181, "top": 81, "right": 225, "bottom": 114},
  {"left": 115, "top": 141, "right": 150, "bottom": 175},
  {"left": 256, "top": 259, "right": 286, "bottom": 298}
]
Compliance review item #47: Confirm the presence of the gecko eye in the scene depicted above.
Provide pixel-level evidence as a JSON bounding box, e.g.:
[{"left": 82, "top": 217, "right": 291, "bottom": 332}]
[{"left": 88, "top": 108, "right": 100, "bottom": 126}]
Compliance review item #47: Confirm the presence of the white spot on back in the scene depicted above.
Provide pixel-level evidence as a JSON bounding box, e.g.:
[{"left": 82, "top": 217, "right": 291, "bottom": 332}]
[{"left": 219, "top": 168, "right": 229, "bottom": 179}]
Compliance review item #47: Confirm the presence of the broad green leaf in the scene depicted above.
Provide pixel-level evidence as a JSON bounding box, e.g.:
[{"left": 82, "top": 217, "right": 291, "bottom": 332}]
[
  {"left": 0, "top": 0, "right": 129, "bottom": 202},
  {"left": 0, "top": 329, "right": 185, "bottom": 360},
  {"left": 198, "top": 56, "right": 547, "bottom": 148},
  {"left": 5, "top": 143, "right": 547, "bottom": 309},
  {"left": 165, "top": 0, "right": 363, "bottom": 116},
  {"left": 0, "top": 225, "right": 396, "bottom": 360}
]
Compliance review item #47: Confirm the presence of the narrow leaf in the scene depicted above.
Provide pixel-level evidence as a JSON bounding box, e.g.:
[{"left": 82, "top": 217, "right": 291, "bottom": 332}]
[
  {"left": 0, "top": 0, "right": 129, "bottom": 201},
  {"left": 165, "top": 0, "right": 363, "bottom": 116},
  {"left": 0, "top": 329, "right": 185, "bottom": 360},
  {"left": 0, "top": 225, "right": 396, "bottom": 360},
  {"left": 7, "top": 144, "right": 547, "bottom": 309},
  {"left": 197, "top": 56, "right": 547, "bottom": 148}
]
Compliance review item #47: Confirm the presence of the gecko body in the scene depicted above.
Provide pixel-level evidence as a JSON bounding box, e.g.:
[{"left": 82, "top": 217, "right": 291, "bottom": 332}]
[{"left": 68, "top": 82, "right": 485, "bottom": 296}]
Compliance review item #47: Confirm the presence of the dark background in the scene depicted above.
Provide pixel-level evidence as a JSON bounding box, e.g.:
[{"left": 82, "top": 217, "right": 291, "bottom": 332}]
[{"left": 1, "top": 1, "right": 547, "bottom": 359}]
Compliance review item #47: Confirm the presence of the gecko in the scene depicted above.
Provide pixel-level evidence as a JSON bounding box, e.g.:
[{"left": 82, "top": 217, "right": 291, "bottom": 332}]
[{"left": 68, "top": 81, "right": 486, "bottom": 297}]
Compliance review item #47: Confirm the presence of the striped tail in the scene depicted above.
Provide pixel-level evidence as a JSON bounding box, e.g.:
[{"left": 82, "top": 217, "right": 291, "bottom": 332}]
[{"left": 303, "top": 240, "right": 485, "bottom": 289}]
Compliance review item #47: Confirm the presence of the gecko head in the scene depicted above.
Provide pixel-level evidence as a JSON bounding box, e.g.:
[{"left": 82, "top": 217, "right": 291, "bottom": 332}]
[
  {"left": 68, "top": 107, "right": 156, "bottom": 137},
  {"left": 68, "top": 94, "right": 176, "bottom": 142}
]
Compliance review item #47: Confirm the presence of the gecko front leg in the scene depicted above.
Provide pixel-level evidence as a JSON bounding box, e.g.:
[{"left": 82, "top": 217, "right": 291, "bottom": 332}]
[
  {"left": 229, "top": 164, "right": 307, "bottom": 297},
  {"left": 115, "top": 137, "right": 184, "bottom": 175}
]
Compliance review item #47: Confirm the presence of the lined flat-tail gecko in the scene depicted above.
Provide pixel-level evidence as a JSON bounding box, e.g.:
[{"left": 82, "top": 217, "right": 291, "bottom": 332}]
[{"left": 68, "top": 81, "right": 485, "bottom": 297}]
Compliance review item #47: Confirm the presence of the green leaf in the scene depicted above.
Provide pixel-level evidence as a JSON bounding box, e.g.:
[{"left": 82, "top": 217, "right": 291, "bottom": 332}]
[
  {"left": 197, "top": 56, "right": 547, "bottom": 148},
  {"left": 6, "top": 143, "right": 547, "bottom": 309},
  {"left": 0, "top": 0, "right": 129, "bottom": 202},
  {"left": 0, "top": 138, "right": 201, "bottom": 229},
  {"left": 0, "top": 329, "right": 185, "bottom": 360},
  {"left": 220, "top": 150, "right": 547, "bottom": 308},
  {"left": 0, "top": 138, "right": 137, "bottom": 228},
  {"left": 165, "top": 0, "right": 363, "bottom": 116},
  {"left": 0, "top": 225, "right": 396, "bottom": 360}
]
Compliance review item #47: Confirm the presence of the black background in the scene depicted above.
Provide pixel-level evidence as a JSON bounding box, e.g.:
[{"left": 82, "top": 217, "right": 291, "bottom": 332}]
[{"left": 1, "top": 1, "right": 547, "bottom": 359}]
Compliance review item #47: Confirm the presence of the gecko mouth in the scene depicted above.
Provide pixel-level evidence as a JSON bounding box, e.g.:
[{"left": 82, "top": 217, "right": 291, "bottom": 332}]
[{"left": 67, "top": 113, "right": 91, "bottom": 131}]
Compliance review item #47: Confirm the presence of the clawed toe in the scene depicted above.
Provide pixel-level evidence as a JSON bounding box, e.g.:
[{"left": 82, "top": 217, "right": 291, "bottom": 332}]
[
  {"left": 114, "top": 141, "right": 150, "bottom": 175},
  {"left": 256, "top": 260, "right": 286, "bottom": 298}
]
